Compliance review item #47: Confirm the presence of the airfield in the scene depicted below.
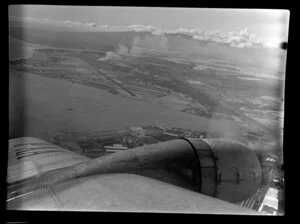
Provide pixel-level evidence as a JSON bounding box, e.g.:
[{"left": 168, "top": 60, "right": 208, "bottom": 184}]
[
  {"left": 9, "top": 26, "right": 285, "bottom": 152},
  {"left": 9, "top": 55, "right": 242, "bottom": 142}
]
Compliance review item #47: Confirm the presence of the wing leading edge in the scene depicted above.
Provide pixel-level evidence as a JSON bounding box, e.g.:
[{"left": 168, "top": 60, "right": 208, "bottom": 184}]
[{"left": 7, "top": 173, "right": 260, "bottom": 214}]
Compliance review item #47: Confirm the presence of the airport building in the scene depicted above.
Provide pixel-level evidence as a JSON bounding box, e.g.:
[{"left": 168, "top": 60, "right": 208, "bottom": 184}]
[
  {"left": 258, "top": 187, "right": 279, "bottom": 215},
  {"left": 104, "top": 144, "right": 128, "bottom": 151}
]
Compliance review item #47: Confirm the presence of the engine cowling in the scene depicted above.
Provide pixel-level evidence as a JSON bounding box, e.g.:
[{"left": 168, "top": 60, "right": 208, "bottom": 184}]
[
  {"left": 72, "top": 137, "right": 262, "bottom": 203},
  {"left": 189, "top": 138, "right": 262, "bottom": 203}
]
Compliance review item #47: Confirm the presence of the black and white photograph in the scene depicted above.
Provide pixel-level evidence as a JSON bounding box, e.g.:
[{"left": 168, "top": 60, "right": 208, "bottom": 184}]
[{"left": 8, "top": 5, "right": 289, "bottom": 215}]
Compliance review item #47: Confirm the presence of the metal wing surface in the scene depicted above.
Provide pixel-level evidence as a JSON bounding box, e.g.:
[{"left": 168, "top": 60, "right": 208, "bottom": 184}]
[
  {"left": 7, "top": 173, "right": 259, "bottom": 214},
  {"left": 7, "top": 137, "right": 89, "bottom": 185}
]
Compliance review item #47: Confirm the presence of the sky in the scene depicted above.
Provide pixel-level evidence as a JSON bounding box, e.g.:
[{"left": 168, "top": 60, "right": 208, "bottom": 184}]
[{"left": 9, "top": 5, "right": 290, "bottom": 48}]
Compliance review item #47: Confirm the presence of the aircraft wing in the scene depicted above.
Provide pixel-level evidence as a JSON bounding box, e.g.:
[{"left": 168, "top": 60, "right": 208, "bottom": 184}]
[
  {"left": 7, "top": 172, "right": 259, "bottom": 214},
  {"left": 7, "top": 137, "right": 89, "bottom": 185},
  {"left": 6, "top": 137, "right": 261, "bottom": 214}
]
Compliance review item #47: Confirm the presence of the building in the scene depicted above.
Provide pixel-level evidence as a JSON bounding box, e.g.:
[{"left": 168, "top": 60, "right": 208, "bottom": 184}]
[
  {"left": 258, "top": 187, "right": 279, "bottom": 215},
  {"left": 104, "top": 144, "right": 128, "bottom": 150},
  {"left": 90, "top": 148, "right": 105, "bottom": 152}
]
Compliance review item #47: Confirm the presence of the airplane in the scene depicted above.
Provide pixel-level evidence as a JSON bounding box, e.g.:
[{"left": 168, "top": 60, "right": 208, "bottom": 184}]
[{"left": 6, "top": 136, "right": 262, "bottom": 214}]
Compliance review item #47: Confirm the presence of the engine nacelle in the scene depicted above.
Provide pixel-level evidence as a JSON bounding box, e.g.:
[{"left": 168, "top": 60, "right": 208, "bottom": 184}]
[{"left": 72, "top": 137, "right": 262, "bottom": 203}]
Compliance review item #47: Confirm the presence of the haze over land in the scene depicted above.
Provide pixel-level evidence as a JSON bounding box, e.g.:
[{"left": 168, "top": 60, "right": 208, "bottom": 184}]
[{"left": 9, "top": 8, "right": 287, "bottom": 154}]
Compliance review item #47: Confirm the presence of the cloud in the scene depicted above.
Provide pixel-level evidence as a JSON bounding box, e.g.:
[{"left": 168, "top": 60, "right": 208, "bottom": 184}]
[
  {"left": 126, "top": 24, "right": 156, "bottom": 32},
  {"left": 10, "top": 16, "right": 98, "bottom": 30},
  {"left": 97, "top": 51, "right": 121, "bottom": 61},
  {"left": 153, "top": 27, "right": 265, "bottom": 48},
  {"left": 85, "top": 22, "right": 97, "bottom": 28},
  {"left": 99, "top": 42, "right": 144, "bottom": 60},
  {"left": 63, "top": 20, "right": 98, "bottom": 29},
  {"left": 116, "top": 44, "right": 129, "bottom": 54},
  {"left": 10, "top": 16, "right": 286, "bottom": 49},
  {"left": 172, "top": 28, "right": 265, "bottom": 49},
  {"left": 263, "top": 37, "right": 286, "bottom": 49},
  {"left": 132, "top": 36, "right": 141, "bottom": 46},
  {"left": 129, "top": 46, "right": 143, "bottom": 55},
  {"left": 128, "top": 37, "right": 143, "bottom": 55}
]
